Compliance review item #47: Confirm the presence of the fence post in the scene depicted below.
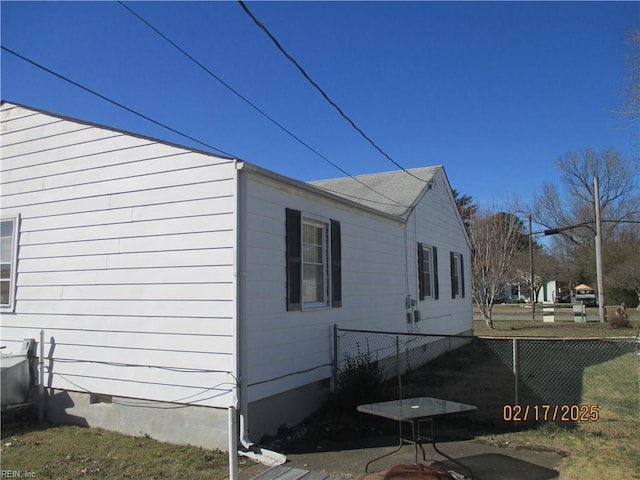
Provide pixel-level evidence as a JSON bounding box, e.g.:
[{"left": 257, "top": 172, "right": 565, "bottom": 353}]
[
  {"left": 39, "top": 329, "right": 45, "bottom": 423},
  {"left": 332, "top": 324, "right": 338, "bottom": 392},
  {"left": 513, "top": 338, "right": 519, "bottom": 407},
  {"left": 637, "top": 335, "right": 640, "bottom": 420},
  {"left": 396, "top": 335, "right": 402, "bottom": 400}
]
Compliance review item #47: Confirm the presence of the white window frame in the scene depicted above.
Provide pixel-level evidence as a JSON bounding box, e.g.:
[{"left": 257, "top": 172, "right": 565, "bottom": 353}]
[
  {"left": 451, "top": 252, "right": 463, "bottom": 299},
  {"left": 302, "top": 217, "right": 330, "bottom": 309},
  {"left": 421, "top": 245, "right": 435, "bottom": 299},
  {"left": 1, "top": 215, "right": 20, "bottom": 312}
]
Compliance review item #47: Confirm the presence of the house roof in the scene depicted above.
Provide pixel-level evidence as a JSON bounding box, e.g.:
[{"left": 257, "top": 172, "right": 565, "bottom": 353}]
[{"left": 309, "top": 166, "right": 441, "bottom": 218}]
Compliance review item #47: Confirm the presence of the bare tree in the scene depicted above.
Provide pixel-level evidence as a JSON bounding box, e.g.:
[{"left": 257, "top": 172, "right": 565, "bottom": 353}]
[
  {"left": 533, "top": 148, "right": 640, "bottom": 306},
  {"left": 621, "top": 27, "right": 640, "bottom": 124},
  {"left": 469, "top": 208, "right": 525, "bottom": 328},
  {"left": 534, "top": 149, "right": 638, "bottom": 238},
  {"left": 604, "top": 226, "right": 640, "bottom": 308},
  {"left": 512, "top": 249, "right": 559, "bottom": 303}
]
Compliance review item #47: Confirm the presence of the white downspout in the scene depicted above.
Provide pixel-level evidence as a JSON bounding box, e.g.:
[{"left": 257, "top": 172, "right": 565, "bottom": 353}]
[
  {"left": 234, "top": 162, "right": 250, "bottom": 448},
  {"left": 234, "top": 163, "right": 286, "bottom": 467}
]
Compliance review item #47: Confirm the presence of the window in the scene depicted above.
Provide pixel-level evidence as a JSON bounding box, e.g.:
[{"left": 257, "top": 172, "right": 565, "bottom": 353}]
[
  {"left": 285, "top": 208, "right": 341, "bottom": 310},
  {"left": 417, "top": 243, "right": 438, "bottom": 300},
  {"left": 1, "top": 216, "right": 19, "bottom": 310},
  {"left": 450, "top": 251, "right": 465, "bottom": 299},
  {"left": 302, "top": 221, "right": 327, "bottom": 304}
]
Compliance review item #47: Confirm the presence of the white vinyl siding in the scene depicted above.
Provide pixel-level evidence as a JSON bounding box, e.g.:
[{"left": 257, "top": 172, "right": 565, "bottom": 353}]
[
  {"left": 244, "top": 174, "right": 405, "bottom": 402},
  {"left": 0, "top": 103, "right": 237, "bottom": 408},
  {"left": 409, "top": 170, "right": 472, "bottom": 334}
]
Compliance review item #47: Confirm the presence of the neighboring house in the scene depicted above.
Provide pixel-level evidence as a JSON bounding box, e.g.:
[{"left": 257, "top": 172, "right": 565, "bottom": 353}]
[{"left": 0, "top": 101, "right": 472, "bottom": 450}]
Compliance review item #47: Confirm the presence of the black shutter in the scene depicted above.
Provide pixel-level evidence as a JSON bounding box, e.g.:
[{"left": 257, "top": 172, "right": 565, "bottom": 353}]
[
  {"left": 285, "top": 208, "right": 302, "bottom": 311},
  {"left": 460, "top": 253, "right": 465, "bottom": 298},
  {"left": 330, "top": 220, "right": 342, "bottom": 308},
  {"left": 450, "top": 251, "right": 456, "bottom": 299},
  {"left": 417, "top": 243, "right": 425, "bottom": 301},
  {"left": 433, "top": 246, "right": 439, "bottom": 300}
]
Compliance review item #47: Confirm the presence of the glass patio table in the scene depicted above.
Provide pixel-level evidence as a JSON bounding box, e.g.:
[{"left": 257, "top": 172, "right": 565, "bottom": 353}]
[{"left": 357, "top": 397, "right": 477, "bottom": 478}]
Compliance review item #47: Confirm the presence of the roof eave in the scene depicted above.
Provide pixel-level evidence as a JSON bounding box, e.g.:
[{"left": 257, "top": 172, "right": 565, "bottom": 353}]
[{"left": 237, "top": 162, "right": 406, "bottom": 224}]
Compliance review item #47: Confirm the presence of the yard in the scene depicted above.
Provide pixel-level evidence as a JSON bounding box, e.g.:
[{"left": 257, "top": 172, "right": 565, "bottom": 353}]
[
  {"left": 0, "top": 422, "right": 252, "bottom": 480},
  {"left": 2, "top": 312, "right": 639, "bottom": 479},
  {"left": 473, "top": 304, "right": 640, "bottom": 337}
]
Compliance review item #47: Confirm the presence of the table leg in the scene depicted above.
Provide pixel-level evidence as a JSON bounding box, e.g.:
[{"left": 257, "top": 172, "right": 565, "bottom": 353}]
[
  {"left": 364, "top": 420, "right": 424, "bottom": 473},
  {"left": 427, "top": 420, "right": 474, "bottom": 480},
  {"left": 364, "top": 436, "right": 405, "bottom": 473},
  {"left": 413, "top": 421, "right": 427, "bottom": 463}
]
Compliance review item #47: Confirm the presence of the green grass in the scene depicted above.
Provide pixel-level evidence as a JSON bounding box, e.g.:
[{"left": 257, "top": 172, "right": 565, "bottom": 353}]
[
  {"left": 441, "top": 316, "right": 640, "bottom": 478},
  {"left": 0, "top": 423, "right": 251, "bottom": 480},
  {"left": 480, "top": 425, "right": 640, "bottom": 480},
  {"left": 473, "top": 304, "right": 640, "bottom": 338},
  {"left": 581, "top": 351, "right": 640, "bottom": 437}
]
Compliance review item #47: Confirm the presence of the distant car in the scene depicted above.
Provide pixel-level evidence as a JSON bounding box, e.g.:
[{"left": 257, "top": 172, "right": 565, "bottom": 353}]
[{"left": 575, "top": 287, "right": 597, "bottom": 307}]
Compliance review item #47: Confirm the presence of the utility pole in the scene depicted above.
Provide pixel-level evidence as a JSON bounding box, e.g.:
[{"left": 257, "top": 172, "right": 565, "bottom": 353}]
[
  {"left": 594, "top": 177, "right": 606, "bottom": 323},
  {"left": 527, "top": 214, "right": 535, "bottom": 321}
]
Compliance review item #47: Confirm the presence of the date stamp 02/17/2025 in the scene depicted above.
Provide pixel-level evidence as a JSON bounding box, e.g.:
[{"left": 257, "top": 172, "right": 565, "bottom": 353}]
[{"left": 502, "top": 404, "right": 600, "bottom": 422}]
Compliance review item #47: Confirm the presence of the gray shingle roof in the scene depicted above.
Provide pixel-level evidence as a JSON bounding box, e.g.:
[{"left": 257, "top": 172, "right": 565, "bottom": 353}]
[{"left": 308, "top": 166, "right": 441, "bottom": 218}]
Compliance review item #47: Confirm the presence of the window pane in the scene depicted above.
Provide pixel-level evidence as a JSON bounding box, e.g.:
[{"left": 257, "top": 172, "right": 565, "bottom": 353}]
[
  {"left": 0, "top": 264, "right": 11, "bottom": 280},
  {"left": 304, "top": 224, "right": 322, "bottom": 244},
  {"left": 1, "top": 237, "right": 13, "bottom": 264},
  {"left": 303, "top": 264, "right": 324, "bottom": 303},
  {"left": 424, "top": 249, "right": 432, "bottom": 297},
  {"left": 303, "top": 244, "right": 323, "bottom": 264},
  {"left": 452, "top": 253, "right": 461, "bottom": 297},
  {"left": 303, "top": 224, "right": 319, "bottom": 243},
  {"left": 0, "top": 280, "right": 9, "bottom": 305},
  {"left": 424, "top": 260, "right": 432, "bottom": 297},
  {"left": 0, "top": 220, "right": 14, "bottom": 237}
]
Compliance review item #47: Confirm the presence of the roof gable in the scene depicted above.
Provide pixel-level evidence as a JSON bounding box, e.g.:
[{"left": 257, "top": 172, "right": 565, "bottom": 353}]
[{"left": 309, "top": 166, "right": 441, "bottom": 218}]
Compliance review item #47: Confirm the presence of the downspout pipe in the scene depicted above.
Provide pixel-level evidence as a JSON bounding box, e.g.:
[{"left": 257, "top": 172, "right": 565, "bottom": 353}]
[
  {"left": 235, "top": 162, "right": 251, "bottom": 449},
  {"left": 234, "top": 163, "right": 286, "bottom": 467}
]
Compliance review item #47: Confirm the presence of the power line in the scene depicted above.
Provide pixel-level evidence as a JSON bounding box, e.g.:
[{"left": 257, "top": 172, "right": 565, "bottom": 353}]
[
  {"left": 1, "top": 46, "right": 235, "bottom": 158},
  {"left": 118, "top": 1, "right": 408, "bottom": 208},
  {"left": 238, "top": 0, "right": 428, "bottom": 185}
]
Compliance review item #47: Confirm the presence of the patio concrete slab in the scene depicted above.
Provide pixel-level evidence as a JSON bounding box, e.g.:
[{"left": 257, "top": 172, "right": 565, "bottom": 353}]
[{"left": 241, "top": 436, "right": 562, "bottom": 480}]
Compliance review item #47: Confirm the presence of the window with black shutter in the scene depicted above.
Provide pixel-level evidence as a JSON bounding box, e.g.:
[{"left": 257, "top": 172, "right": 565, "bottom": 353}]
[
  {"left": 450, "top": 251, "right": 464, "bottom": 299},
  {"left": 418, "top": 243, "right": 438, "bottom": 301},
  {"left": 285, "top": 208, "right": 341, "bottom": 310}
]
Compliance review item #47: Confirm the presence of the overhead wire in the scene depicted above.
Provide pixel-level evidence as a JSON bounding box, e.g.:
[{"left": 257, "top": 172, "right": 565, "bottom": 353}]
[
  {"left": 117, "top": 1, "right": 409, "bottom": 209},
  {"left": 237, "top": 0, "right": 429, "bottom": 185},
  {"left": 0, "top": 46, "right": 235, "bottom": 158}
]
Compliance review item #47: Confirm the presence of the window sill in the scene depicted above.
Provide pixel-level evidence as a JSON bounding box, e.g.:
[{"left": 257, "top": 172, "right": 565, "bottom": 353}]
[{"left": 302, "top": 303, "right": 331, "bottom": 311}]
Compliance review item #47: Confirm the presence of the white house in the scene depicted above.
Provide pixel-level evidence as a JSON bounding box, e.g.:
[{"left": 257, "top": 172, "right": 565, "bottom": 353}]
[{"left": 0, "top": 101, "right": 472, "bottom": 450}]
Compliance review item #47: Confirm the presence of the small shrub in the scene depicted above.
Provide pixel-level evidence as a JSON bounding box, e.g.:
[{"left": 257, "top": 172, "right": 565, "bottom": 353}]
[
  {"left": 334, "top": 343, "right": 385, "bottom": 413},
  {"left": 609, "top": 304, "right": 630, "bottom": 328}
]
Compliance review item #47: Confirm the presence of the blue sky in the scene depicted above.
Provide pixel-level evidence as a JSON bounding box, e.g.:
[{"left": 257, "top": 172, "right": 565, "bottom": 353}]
[{"left": 2, "top": 1, "right": 638, "bottom": 209}]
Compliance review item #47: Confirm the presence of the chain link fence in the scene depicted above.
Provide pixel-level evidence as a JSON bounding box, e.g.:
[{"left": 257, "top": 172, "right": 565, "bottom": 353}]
[{"left": 334, "top": 327, "right": 640, "bottom": 438}]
